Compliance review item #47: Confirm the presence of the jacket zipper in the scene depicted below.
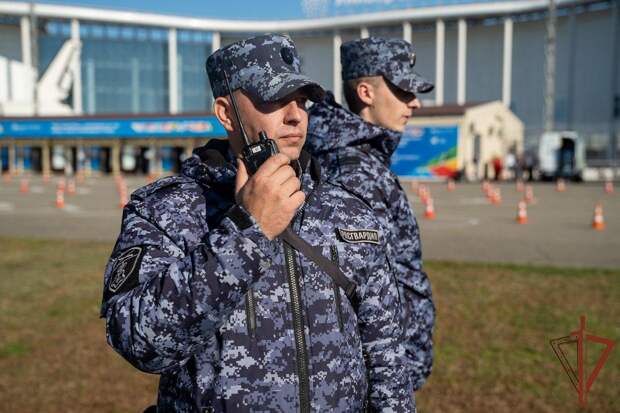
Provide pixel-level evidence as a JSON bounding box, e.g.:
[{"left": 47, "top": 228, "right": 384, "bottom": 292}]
[
  {"left": 245, "top": 288, "right": 256, "bottom": 338},
  {"left": 284, "top": 242, "right": 311, "bottom": 413},
  {"left": 330, "top": 245, "right": 344, "bottom": 333}
]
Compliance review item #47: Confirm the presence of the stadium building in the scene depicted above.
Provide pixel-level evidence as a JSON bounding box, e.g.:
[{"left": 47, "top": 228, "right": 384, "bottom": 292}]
[{"left": 0, "top": 0, "right": 617, "bottom": 179}]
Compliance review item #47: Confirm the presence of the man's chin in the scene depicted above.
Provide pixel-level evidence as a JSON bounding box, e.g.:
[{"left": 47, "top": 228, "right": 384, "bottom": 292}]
[
  {"left": 387, "top": 123, "right": 406, "bottom": 133},
  {"left": 275, "top": 140, "right": 304, "bottom": 161},
  {"left": 277, "top": 145, "right": 303, "bottom": 161}
]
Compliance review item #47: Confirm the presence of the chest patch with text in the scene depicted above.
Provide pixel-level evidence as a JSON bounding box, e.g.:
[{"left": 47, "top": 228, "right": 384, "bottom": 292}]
[{"left": 337, "top": 228, "right": 380, "bottom": 245}]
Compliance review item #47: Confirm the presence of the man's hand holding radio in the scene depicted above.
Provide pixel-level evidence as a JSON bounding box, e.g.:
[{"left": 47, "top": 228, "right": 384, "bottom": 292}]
[{"left": 235, "top": 154, "right": 305, "bottom": 240}]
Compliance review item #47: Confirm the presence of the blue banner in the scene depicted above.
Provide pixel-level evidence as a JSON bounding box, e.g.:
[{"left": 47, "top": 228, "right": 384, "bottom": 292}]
[
  {"left": 391, "top": 125, "right": 459, "bottom": 178},
  {"left": 0, "top": 116, "right": 226, "bottom": 139}
]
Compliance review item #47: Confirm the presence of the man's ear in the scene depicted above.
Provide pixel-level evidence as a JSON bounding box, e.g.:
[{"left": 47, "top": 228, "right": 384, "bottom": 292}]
[
  {"left": 356, "top": 80, "right": 375, "bottom": 107},
  {"left": 214, "top": 96, "right": 234, "bottom": 132}
]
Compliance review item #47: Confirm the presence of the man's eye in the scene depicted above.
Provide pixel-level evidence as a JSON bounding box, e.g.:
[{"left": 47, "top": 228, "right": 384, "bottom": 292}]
[{"left": 298, "top": 97, "right": 308, "bottom": 108}]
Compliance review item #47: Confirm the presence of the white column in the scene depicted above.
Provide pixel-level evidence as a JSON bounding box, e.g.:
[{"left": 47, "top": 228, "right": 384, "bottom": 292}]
[
  {"left": 435, "top": 20, "right": 445, "bottom": 106},
  {"left": 17, "top": 145, "right": 24, "bottom": 174},
  {"left": 20, "top": 16, "right": 31, "bottom": 68},
  {"left": 20, "top": 16, "right": 34, "bottom": 110},
  {"left": 457, "top": 18, "right": 467, "bottom": 105},
  {"left": 403, "top": 21, "right": 412, "bottom": 43},
  {"left": 131, "top": 57, "right": 140, "bottom": 113},
  {"left": 211, "top": 31, "right": 221, "bottom": 53},
  {"left": 71, "top": 19, "right": 83, "bottom": 114},
  {"left": 502, "top": 17, "right": 514, "bottom": 107},
  {"left": 168, "top": 28, "right": 178, "bottom": 114},
  {"left": 333, "top": 31, "right": 342, "bottom": 104},
  {"left": 360, "top": 27, "right": 369, "bottom": 39},
  {"left": 86, "top": 58, "right": 95, "bottom": 114}
]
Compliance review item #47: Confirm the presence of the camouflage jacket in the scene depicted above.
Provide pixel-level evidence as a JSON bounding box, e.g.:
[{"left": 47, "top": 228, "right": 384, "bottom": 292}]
[
  {"left": 307, "top": 92, "right": 435, "bottom": 391},
  {"left": 100, "top": 139, "right": 414, "bottom": 412}
]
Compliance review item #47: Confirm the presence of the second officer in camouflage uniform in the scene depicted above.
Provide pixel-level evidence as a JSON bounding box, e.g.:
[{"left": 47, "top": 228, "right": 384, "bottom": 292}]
[
  {"left": 307, "top": 37, "right": 436, "bottom": 391},
  {"left": 101, "top": 34, "right": 414, "bottom": 412}
]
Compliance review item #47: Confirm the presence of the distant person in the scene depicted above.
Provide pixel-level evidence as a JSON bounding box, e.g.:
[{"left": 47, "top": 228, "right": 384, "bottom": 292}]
[
  {"left": 504, "top": 151, "right": 516, "bottom": 180},
  {"left": 307, "top": 36, "right": 436, "bottom": 394},
  {"left": 515, "top": 152, "right": 525, "bottom": 181},
  {"left": 492, "top": 156, "right": 503, "bottom": 181},
  {"left": 524, "top": 150, "right": 536, "bottom": 181}
]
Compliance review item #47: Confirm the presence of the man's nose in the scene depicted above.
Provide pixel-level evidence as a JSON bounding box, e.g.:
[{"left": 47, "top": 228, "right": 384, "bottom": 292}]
[
  {"left": 283, "top": 100, "right": 304, "bottom": 124},
  {"left": 409, "top": 97, "right": 422, "bottom": 109}
]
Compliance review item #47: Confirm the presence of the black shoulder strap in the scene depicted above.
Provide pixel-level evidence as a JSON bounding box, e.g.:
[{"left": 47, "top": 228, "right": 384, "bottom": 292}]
[{"left": 280, "top": 228, "right": 357, "bottom": 300}]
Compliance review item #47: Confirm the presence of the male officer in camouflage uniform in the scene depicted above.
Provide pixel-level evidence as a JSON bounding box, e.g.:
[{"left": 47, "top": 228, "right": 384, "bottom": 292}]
[
  {"left": 101, "top": 34, "right": 414, "bottom": 412},
  {"left": 307, "top": 37, "right": 436, "bottom": 392}
]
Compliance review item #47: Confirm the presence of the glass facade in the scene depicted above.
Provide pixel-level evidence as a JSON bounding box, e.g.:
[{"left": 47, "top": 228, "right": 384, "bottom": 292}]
[
  {"left": 38, "top": 21, "right": 69, "bottom": 77},
  {"left": 178, "top": 30, "right": 214, "bottom": 113},
  {"left": 80, "top": 24, "right": 168, "bottom": 114},
  {"left": 38, "top": 20, "right": 214, "bottom": 115}
]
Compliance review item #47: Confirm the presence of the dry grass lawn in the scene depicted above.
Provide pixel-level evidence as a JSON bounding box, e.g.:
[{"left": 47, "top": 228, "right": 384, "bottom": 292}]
[{"left": 0, "top": 237, "right": 618, "bottom": 412}]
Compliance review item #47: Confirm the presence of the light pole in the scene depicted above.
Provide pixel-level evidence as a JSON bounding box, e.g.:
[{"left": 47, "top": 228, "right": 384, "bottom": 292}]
[{"left": 543, "top": 0, "right": 556, "bottom": 133}]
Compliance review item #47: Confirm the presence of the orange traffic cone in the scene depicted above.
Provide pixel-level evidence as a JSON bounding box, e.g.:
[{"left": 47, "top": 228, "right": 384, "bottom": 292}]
[
  {"left": 3, "top": 173, "right": 11, "bottom": 184},
  {"left": 417, "top": 184, "right": 425, "bottom": 197},
  {"left": 447, "top": 179, "right": 455, "bottom": 192},
  {"left": 424, "top": 198, "right": 436, "bottom": 219},
  {"left": 516, "top": 201, "right": 528, "bottom": 224},
  {"left": 418, "top": 185, "right": 429, "bottom": 204},
  {"left": 42, "top": 172, "right": 51, "bottom": 184},
  {"left": 516, "top": 179, "right": 524, "bottom": 192},
  {"left": 55, "top": 189, "right": 65, "bottom": 209},
  {"left": 422, "top": 190, "right": 431, "bottom": 205},
  {"left": 483, "top": 181, "right": 491, "bottom": 196},
  {"left": 57, "top": 179, "right": 66, "bottom": 193},
  {"left": 491, "top": 188, "right": 502, "bottom": 205},
  {"left": 76, "top": 170, "right": 85, "bottom": 184},
  {"left": 482, "top": 181, "right": 490, "bottom": 196},
  {"left": 20, "top": 178, "right": 29, "bottom": 193},
  {"left": 118, "top": 183, "right": 128, "bottom": 209},
  {"left": 486, "top": 185, "right": 494, "bottom": 203},
  {"left": 556, "top": 178, "right": 566, "bottom": 192},
  {"left": 524, "top": 185, "right": 535, "bottom": 204},
  {"left": 605, "top": 181, "right": 614, "bottom": 194},
  {"left": 67, "top": 179, "right": 76, "bottom": 195},
  {"left": 592, "top": 203, "right": 605, "bottom": 231}
]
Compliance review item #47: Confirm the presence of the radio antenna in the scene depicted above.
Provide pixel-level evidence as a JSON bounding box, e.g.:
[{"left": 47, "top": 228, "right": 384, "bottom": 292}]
[{"left": 222, "top": 71, "right": 251, "bottom": 146}]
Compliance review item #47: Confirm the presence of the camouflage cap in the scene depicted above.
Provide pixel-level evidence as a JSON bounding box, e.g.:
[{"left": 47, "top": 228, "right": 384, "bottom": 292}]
[
  {"left": 341, "top": 37, "right": 434, "bottom": 94},
  {"left": 206, "top": 33, "right": 325, "bottom": 103}
]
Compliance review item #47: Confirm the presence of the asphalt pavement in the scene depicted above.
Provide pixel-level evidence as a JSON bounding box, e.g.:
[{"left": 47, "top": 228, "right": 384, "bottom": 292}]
[{"left": 1, "top": 174, "right": 618, "bottom": 269}]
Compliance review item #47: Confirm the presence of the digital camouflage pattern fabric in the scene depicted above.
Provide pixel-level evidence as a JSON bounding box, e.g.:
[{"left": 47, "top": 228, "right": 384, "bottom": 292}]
[
  {"left": 307, "top": 92, "right": 435, "bottom": 391},
  {"left": 340, "top": 37, "right": 433, "bottom": 95},
  {"left": 101, "top": 139, "right": 415, "bottom": 412},
  {"left": 206, "top": 33, "right": 325, "bottom": 104}
]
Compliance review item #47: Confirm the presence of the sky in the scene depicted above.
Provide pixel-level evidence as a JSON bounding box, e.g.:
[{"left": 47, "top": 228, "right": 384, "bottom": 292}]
[{"left": 15, "top": 0, "right": 493, "bottom": 20}]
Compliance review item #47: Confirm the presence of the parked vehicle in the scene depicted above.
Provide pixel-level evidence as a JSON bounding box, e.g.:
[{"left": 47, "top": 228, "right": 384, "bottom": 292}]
[{"left": 538, "top": 131, "right": 585, "bottom": 181}]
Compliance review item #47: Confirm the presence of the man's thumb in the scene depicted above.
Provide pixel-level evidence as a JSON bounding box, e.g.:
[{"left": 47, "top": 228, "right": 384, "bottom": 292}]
[{"left": 235, "top": 158, "right": 249, "bottom": 197}]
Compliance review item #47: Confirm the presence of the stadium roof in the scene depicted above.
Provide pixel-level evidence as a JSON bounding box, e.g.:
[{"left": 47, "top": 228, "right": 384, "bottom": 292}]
[{"left": 0, "top": 0, "right": 590, "bottom": 32}]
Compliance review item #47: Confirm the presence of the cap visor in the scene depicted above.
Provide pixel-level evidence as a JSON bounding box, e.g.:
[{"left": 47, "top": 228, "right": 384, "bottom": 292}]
[
  {"left": 248, "top": 72, "right": 326, "bottom": 103},
  {"left": 389, "top": 72, "right": 434, "bottom": 94}
]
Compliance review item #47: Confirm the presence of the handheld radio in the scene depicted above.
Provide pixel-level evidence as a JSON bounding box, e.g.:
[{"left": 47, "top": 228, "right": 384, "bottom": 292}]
[{"left": 222, "top": 71, "right": 279, "bottom": 175}]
